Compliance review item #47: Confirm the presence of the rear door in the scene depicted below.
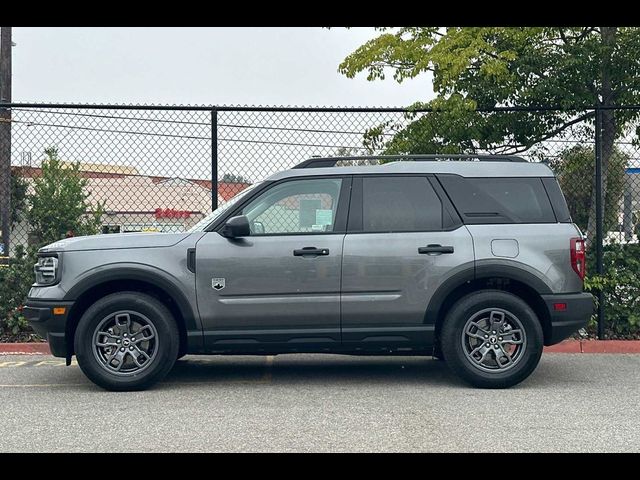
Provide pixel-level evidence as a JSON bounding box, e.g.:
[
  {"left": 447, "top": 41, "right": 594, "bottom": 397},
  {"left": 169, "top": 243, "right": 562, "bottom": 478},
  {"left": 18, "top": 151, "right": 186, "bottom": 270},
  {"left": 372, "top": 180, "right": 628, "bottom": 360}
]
[{"left": 340, "top": 174, "right": 475, "bottom": 349}]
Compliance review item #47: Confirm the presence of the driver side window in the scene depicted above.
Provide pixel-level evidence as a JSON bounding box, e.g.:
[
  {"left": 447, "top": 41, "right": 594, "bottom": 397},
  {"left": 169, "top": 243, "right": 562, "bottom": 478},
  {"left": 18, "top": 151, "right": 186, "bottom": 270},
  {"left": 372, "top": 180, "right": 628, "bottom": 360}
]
[{"left": 241, "top": 178, "right": 343, "bottom": 235}]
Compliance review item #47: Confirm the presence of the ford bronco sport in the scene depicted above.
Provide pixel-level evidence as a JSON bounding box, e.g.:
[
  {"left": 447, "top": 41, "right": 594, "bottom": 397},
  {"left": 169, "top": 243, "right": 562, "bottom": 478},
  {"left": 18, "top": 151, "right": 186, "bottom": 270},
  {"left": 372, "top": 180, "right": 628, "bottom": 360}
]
[{"left": 25, "top": 155, "right": 594, "bottom": 391}]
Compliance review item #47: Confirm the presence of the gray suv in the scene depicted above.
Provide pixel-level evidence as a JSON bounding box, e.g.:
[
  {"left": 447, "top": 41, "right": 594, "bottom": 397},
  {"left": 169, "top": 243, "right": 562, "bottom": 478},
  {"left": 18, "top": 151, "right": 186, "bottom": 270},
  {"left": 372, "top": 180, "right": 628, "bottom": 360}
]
[{"left": 24, "top": 155, "right": 594, "bottom": 391}]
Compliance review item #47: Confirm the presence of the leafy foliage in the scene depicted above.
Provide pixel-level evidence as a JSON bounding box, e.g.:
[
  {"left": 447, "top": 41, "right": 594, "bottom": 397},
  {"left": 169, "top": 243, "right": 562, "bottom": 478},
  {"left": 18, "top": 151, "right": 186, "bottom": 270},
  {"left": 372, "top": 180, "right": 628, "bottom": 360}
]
[
  {"left": 552, "top": 145, "right": 627, "bottom": 233},
  {"left": 0, "top": 245, "right": 36, "bottom": 336},
  {"left": 2, "top": 148, "right": 107, "bottom": 338},
  {"left": 27, "top": 147, "right": 105, "bottom": 247},
  {"left": 584, "top": 243, "right": 640, "bottom": 338},
  {"left": 339, "top": 27, "right": 639, "bottom": 196},
  {"left": 340, "top": 27, "right": 640, "bottom": 112}
]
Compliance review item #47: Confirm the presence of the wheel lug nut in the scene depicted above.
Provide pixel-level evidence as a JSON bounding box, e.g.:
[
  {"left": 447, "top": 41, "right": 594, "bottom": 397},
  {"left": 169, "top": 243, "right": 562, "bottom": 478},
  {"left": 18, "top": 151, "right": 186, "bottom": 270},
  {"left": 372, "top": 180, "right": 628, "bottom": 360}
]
[
  {"left": 129, "top": 346, "right": 134, "bottom": 351},
  {"left": 492, "top": 331, "right": 496, "bottom": 334},
  {"left": 484, "top": 335, "right": 488, "bottom": 338},
  {"left": 499, "top": 337, "right": 503, "bottom": 341},
  {"left": 120, "top": 348, "right": 125, "bottom": 352},
  {"left": 116, "top": 340, "right": 120, "bottom": 343},
  {"left": 494, "top": 345, "right": 499, "bottom": 349},
  {"left": 486, "top": 343, "right": 490, "bottom": 347},
  {"left": 123, "top": 333, "right": 127, "bottom": 337}
]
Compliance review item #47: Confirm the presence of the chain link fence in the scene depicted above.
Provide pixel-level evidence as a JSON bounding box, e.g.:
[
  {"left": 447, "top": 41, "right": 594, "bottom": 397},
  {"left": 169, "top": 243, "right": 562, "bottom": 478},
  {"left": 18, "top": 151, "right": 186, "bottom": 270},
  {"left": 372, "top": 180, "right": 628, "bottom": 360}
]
[{"left": 1, "top": 104, "right": 640, "bottom": 337}]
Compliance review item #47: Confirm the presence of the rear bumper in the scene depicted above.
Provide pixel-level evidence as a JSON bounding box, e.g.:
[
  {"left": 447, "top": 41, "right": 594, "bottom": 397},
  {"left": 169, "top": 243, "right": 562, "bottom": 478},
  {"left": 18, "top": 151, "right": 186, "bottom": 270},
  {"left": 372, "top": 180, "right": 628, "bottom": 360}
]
[
  {"left": 23, "top": 299, "right": 74, "bottom": 358},
  {"left": 542, "top": 292, "right": 594, "bottom": 346}
]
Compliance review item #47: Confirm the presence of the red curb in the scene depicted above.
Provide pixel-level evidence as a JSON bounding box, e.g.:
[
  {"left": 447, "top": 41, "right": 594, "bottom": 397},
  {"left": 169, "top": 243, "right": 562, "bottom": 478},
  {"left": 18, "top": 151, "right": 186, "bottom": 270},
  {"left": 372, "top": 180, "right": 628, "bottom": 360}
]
[
  {"left": 0, "top": 343, "right": 51, "bottom": 355},
  {"left": 544, "top": 339, "right": 640, "bottom": 353},
  {"left": 544, "top": 340, "right": 582, "bottom": 353},
  {"left": 580, "top": 340, "right": 640, "bottom": 353}
]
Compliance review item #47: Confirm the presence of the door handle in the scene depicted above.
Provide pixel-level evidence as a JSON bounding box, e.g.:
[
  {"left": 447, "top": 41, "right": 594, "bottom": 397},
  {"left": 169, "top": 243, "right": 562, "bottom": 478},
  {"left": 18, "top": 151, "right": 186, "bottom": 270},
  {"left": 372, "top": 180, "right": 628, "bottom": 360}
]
[
  {"left": 418, "top": 244, "right": 454, "bottom": 255},
  {"left": 293, "top": 247, "right": 330, "bottom": 257}
]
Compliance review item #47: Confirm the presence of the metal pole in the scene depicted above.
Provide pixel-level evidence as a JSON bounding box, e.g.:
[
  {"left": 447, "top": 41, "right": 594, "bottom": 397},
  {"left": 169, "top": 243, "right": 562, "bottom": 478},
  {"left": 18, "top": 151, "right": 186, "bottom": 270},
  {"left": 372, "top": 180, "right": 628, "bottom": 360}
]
[
  {"left": 595, "top": 106, "right": 605, "bottom": 340},
  {"left": 0, "top": 27, "right": 12, "bottom": 256},
  {"left": 211, "top": 108, "right": 218, "bottom": 211}
]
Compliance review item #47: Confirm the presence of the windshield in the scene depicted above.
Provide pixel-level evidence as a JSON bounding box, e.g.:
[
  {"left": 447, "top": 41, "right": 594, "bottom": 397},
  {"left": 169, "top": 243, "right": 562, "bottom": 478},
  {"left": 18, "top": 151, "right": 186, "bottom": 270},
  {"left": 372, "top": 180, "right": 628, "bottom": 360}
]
[{"left": 188, "top": 182, "right": 263, "bottom": 232}]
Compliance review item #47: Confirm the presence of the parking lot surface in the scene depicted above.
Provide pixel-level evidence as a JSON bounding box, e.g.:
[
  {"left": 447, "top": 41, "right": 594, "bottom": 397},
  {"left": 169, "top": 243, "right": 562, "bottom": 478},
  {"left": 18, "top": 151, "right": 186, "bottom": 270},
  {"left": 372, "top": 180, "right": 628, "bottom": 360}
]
[{"left": 0, "top": 353, "right": 638, "bottom": 452}]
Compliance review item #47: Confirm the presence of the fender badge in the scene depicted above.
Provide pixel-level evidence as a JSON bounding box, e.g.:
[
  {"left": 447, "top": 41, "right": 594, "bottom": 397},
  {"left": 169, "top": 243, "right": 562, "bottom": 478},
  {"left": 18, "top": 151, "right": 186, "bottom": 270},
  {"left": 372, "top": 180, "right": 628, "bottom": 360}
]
[{"left": 212, "top": 278, "right": 226, "bottom": 290}]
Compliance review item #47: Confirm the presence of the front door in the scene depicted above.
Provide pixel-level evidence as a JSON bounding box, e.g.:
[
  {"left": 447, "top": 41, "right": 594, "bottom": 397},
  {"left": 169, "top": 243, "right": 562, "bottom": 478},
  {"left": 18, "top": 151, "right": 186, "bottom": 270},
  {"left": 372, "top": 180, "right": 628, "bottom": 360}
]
[
  {"left": 195, "top": 176, "right": 350, "bottom": 351},
  {"left": 341, "top": 175, "right": 474, "bottom": 349}
]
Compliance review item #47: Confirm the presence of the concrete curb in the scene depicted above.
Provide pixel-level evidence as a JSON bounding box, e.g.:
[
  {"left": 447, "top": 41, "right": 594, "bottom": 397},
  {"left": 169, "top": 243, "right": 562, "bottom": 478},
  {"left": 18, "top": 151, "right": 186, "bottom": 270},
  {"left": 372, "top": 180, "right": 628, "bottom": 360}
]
[
  {"left": 1, "top": 340, "right": 640, "bottom": 355},
  {"left": 544, "top": 339, "right": 640, "bottom": 353},
  {"left": 0, "top": 343, "right": 51, "bottom": 355}
]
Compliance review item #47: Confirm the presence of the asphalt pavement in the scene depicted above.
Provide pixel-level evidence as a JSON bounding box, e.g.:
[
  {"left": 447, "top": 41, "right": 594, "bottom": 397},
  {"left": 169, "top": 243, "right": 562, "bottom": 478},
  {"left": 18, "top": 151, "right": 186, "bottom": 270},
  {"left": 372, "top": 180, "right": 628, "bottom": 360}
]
[{"left": 0, "top": 353, "right": 638, "bottom": 452}]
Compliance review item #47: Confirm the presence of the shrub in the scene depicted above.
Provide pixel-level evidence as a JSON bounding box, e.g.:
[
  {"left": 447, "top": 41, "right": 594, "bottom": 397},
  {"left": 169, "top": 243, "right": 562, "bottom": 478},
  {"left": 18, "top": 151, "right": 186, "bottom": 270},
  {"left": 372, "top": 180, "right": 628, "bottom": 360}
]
[
  {"left": 0, "top": 245, "right": 37, "bottom": 337},
  {"left": 584, "top": 242, "right": 640, "bottom": 338}
]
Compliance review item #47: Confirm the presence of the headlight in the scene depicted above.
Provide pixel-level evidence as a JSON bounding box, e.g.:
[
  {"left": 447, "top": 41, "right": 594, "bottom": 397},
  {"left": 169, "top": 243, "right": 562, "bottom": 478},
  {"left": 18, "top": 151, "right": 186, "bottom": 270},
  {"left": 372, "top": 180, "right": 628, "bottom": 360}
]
[{"left": 34, "top": 255, "right": 60, "bottom": 285}]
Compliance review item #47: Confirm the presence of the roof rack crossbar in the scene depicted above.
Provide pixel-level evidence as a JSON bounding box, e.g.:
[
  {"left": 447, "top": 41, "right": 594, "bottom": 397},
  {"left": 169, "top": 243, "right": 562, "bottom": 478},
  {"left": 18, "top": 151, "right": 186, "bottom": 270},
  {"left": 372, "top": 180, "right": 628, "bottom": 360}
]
[{"left": 293, "top": 154, "right": 527, "bottom": 169}]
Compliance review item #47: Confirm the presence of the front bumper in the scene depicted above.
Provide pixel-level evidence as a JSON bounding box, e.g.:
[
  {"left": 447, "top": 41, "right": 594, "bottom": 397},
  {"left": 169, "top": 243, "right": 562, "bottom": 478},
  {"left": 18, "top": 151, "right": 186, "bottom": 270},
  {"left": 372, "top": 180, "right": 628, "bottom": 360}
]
[
  {"left": 542, "top": 292, "right": 594, "bottom": 346},
  {"left": 23, "top": 299, "right": 74, "bottom": 358}
]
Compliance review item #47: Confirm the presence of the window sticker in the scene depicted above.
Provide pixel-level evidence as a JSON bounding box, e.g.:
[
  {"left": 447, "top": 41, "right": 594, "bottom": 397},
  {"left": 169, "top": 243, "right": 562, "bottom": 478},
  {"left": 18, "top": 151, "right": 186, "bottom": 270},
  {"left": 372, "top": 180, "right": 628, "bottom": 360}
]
[{"left": 315, "top": 209, "right": 333, "bottom": 226}]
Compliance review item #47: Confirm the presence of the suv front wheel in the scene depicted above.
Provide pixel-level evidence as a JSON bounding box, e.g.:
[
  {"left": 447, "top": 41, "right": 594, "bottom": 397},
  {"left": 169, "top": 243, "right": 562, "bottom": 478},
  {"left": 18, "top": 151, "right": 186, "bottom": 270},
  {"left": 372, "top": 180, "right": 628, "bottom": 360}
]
[
  {"left": 441, "top": 290, "right": 543, "bottom": 389},
  {"left": 74, "top": 292, "right": 179, "bottom": 391}
]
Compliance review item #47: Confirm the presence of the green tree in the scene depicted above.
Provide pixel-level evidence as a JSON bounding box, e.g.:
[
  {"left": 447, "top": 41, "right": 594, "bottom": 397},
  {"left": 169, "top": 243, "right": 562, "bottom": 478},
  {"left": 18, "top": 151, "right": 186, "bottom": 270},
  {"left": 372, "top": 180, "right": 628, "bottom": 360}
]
[
  {"left": 221, "top": 172, "right": 250, "bottom": 184},
  {"left": 339, "top": 27, "right": 640, "bottom": 234},
  {"left": 27, "top": 147, "right": 104, "bottom": 247},
  {"left": 553, "top": 145, "right": 627, "bottom": 234}
]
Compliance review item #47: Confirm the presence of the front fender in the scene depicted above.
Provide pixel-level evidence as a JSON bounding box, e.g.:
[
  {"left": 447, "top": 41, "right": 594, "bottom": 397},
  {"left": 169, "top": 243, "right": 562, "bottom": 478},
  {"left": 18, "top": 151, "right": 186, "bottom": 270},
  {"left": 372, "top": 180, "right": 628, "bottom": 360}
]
[{"left": 64, "top": 262, "right": 200, "bottom": 331}]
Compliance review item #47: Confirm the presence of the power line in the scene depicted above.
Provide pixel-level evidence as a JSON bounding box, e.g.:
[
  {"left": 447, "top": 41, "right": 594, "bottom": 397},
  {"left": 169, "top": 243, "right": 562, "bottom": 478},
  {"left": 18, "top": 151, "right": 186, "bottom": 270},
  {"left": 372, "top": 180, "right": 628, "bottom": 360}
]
[
  {"left": 6, "top": 118, "right": 371, "bottom": 150},
  {"left": 11, "top": 107, "right": 399, "bottom": 137},
  {"left": 11, "top": 108, "right": 209, "bottom": 126}
]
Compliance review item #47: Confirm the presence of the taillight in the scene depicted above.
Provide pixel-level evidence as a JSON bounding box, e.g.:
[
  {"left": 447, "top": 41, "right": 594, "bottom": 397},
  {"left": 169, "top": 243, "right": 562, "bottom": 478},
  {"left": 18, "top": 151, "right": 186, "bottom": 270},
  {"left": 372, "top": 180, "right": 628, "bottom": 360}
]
[{"left": 570, "top": 237, "right": 586, "bottom": 280}]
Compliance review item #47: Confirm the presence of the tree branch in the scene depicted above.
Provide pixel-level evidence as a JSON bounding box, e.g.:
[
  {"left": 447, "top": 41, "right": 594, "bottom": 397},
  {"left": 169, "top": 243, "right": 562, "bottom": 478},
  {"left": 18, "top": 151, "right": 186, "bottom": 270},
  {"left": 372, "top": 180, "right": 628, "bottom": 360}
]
[{"left": 489, "top": 111, "right": 595, "bottom": 154}]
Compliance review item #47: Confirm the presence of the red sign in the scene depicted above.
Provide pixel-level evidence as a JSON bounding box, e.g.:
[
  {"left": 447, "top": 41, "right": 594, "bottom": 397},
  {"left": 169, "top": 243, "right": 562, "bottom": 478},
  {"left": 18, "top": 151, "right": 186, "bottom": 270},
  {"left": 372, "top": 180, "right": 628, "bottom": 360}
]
[{"left": 154, "top": 208, "right": 192, "bottom": 219}]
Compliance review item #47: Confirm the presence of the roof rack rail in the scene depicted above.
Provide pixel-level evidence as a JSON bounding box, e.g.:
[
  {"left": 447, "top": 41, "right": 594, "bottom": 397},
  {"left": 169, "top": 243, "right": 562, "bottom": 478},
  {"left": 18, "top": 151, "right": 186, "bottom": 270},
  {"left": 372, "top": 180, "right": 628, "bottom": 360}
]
[{"left": 293, "top": 154, "right": 527, "bottom": 169}]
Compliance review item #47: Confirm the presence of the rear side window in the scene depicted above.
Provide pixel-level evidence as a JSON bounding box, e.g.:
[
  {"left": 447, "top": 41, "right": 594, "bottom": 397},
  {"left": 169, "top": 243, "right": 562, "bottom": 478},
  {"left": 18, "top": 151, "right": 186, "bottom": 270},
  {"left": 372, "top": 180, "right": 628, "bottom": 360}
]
[
  {"left": 438, "top": 175, "right": 557, "bottom": 224},
  {"left": 361, "top": 176, "right": 443, "bottom": 232}
]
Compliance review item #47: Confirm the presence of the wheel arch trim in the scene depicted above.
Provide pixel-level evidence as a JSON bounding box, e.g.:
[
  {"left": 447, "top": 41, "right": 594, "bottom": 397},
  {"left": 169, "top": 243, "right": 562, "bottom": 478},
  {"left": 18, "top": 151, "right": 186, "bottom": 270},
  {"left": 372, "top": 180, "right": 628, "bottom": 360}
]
[
  {"left": 426, "top": 260, "right": 553, "bottom": 325},
  {"left": 64, "top": 264, "right": 200, "bottom": 331}
]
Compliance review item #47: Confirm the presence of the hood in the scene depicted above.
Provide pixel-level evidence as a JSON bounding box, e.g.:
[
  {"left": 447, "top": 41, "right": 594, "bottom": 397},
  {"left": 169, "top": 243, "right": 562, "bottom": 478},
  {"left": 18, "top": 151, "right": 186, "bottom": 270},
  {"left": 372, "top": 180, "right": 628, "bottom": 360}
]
[{"left": 39, "top": 232, "right": 193, "bottom": 253}]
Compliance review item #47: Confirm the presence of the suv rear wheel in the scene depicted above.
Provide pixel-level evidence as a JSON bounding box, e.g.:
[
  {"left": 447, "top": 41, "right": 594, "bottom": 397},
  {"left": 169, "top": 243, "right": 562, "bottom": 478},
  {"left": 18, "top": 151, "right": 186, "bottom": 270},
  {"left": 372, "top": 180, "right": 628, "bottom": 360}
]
[
  {"left": 74, "top": 292, "right": 179, "bottom": 391},
  {"left": 441, "top": 290, "right": 543, "bottom": 388}
]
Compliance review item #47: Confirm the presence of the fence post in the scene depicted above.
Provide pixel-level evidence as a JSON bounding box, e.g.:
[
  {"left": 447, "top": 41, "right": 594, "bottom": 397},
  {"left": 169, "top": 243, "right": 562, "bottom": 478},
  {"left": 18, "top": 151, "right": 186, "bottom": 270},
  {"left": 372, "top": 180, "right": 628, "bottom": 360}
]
[
  {"left": 211, "top": 108, "right": 218, "bottom": 211},
  {"left": 594, "top": 106, "right": 605, "bottom": 340},
  {"left": 0, "top": 28, "right": 12, "bottom": 256}
]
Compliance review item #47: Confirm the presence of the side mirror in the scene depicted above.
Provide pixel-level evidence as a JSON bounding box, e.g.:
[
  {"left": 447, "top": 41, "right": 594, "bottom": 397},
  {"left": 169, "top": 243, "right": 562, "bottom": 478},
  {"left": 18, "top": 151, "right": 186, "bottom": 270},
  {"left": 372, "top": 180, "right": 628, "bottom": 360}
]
[{"left": 221, "top": 215, "right": 251, "bottom": 238}]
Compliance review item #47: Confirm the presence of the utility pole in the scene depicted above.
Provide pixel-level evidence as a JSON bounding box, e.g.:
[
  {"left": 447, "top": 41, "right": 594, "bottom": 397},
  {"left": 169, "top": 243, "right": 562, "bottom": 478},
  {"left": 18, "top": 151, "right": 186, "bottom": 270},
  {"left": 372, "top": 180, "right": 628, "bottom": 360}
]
[{"left": 0, "top": 27, "right": 12, "bottom": 256}]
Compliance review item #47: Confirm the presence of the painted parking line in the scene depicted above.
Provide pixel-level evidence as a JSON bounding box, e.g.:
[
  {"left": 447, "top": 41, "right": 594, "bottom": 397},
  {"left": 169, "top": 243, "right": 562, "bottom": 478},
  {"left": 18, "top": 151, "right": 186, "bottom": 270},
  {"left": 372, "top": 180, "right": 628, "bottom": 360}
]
[
  {"left": 0, "top": 359, "right": 77, "bottom": 368},
  {"left": 0, "top": 383, "right": 86, "bottom": 388}
]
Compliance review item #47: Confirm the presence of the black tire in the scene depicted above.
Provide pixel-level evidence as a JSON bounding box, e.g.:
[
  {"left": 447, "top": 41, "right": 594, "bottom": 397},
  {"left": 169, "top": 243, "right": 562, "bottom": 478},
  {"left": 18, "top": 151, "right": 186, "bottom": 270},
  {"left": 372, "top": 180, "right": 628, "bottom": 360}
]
[
  {"left": 441, "top": 290, "right": 543, "bottom": 389},
  {"left": 74, "top": 292, "right": 179, "bottom": 391}
]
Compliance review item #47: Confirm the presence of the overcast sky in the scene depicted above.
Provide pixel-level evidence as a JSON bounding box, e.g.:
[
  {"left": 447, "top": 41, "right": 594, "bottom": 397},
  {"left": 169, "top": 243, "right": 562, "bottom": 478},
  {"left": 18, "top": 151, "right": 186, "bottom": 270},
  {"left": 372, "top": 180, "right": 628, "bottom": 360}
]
[{"left": 12, "top": 27, "right": 433, "bottom": 106}]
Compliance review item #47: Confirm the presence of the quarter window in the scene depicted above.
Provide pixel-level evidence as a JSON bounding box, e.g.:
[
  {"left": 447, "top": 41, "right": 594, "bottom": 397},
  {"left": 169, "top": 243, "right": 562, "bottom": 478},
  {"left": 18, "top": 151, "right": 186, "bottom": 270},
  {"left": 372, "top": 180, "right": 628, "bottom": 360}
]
[{"left": 438, "top": 175, "right": 557, "bottom": 224}]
